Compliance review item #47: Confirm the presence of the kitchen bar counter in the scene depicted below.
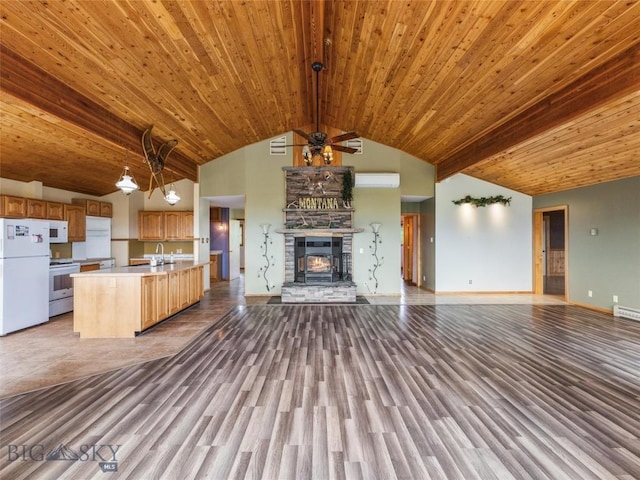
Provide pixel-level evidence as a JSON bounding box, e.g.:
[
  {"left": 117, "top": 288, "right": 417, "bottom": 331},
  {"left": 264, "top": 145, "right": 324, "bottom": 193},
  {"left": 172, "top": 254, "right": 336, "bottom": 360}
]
[
  {"left": 71, "top": 261, "right": 205, "bottom": 338},
  {"left": 73, "top": 260, "right": 201, "bottom": 277}
]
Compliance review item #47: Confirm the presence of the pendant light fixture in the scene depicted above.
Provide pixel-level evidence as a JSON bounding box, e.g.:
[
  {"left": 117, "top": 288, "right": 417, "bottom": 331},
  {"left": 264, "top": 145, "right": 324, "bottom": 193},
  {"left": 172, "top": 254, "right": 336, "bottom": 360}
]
[
  {"left": 115, "top": 150, "right": 139, "bottom": 195},
  {"left": 164, "top": 183, "right": 181, "bottom": 205}
]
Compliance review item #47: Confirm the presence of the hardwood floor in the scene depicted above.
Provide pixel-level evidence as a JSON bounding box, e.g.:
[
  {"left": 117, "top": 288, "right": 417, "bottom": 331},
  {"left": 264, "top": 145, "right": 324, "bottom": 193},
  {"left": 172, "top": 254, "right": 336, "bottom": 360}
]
[{"left": 1, "top": 299, "right": 639, "bottom": 479}]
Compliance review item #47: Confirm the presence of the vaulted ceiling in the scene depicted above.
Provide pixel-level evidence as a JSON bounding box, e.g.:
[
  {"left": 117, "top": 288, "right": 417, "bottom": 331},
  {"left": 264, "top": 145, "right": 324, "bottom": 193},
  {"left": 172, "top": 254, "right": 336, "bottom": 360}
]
[{"left": 1, "top": 1, "right": 639, "bottom": 197}]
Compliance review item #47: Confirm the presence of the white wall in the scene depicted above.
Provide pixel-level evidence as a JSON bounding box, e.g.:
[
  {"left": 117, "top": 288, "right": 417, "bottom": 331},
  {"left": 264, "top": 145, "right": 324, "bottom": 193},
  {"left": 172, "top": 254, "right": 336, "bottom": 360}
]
[
  {"left": 435, "top": 174, "right": 532, "bottom": 292},
  {"left": 143, "top": 178, "right": 194, "bottom": 210},
  {"left": 0, "top": 178, "right": 44, "bottom": 198}
]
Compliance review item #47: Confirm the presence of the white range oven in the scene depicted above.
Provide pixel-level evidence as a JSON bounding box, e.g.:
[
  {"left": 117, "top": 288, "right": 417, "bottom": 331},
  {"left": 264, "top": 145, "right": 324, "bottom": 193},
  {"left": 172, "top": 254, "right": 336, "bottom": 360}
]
[{"left": 49, "top": 260, "right": 80, "bottom": 317}]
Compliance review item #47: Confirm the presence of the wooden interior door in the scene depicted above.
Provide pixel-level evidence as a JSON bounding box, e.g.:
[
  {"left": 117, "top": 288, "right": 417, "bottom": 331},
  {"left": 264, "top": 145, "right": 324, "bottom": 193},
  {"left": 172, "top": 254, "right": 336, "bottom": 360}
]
[
  {"left": 533, "top": 206, "right": 568, "bottom": 297},
  {"left": 403, "top": 215, "right": 415, "bottom": 283},
  {"left": 533, "top": 211, "right": 544, "bottom": 294}
]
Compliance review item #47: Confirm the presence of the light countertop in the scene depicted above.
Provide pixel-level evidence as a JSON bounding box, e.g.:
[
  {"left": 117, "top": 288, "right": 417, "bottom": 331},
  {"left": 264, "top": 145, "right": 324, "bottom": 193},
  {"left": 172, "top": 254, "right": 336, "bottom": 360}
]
[{"left": 71, "top": 260, "right": 205, "bottom": 277}]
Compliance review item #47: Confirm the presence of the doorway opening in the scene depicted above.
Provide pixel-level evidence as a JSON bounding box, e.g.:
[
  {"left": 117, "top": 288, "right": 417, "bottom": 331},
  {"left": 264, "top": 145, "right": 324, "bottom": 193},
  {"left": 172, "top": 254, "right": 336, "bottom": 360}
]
[{"left": 533, "top": 206, "right": 567, "bottom": 297}]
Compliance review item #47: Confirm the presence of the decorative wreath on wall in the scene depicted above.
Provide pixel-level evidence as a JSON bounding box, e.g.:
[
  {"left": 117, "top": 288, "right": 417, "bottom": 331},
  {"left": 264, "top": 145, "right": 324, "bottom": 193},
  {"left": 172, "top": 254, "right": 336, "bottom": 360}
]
[{"left": 452, "top": 195, "right": 512, "bottom": 207}]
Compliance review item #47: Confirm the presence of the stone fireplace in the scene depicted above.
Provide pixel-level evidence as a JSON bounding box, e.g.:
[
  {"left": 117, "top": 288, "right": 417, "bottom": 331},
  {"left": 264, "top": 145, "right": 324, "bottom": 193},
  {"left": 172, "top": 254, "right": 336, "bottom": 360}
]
[{"left": 277, "top": 166, "right": 362, "bottom": 303}]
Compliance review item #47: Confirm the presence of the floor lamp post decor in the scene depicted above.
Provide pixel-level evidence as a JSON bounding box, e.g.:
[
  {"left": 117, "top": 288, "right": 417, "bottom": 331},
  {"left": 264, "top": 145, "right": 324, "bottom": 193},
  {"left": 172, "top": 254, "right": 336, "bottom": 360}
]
[
  {"left": 258, "top": 223, "right": 275, "bottom": 291},
  {"left": 368, "top": 222, "right": 383, "bottom": 294}
]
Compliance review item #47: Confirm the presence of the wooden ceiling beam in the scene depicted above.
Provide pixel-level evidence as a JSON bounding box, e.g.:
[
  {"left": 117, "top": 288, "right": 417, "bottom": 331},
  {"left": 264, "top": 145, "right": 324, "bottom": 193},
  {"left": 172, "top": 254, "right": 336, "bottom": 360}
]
[
  {"left": 309, "top": 0, "right": 326, "bottom": 130},
  {"left": 436, "top": 42, "right": 640, "bottom": 182},
  {"left": 0, "top": 45, "right": 198, "bottom": 181}
]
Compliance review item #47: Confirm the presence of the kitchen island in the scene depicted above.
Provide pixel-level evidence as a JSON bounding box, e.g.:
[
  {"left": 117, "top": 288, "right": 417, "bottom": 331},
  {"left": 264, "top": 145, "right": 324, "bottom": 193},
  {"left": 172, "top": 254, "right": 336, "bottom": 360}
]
[{"left": 71, "top": 261, "right": 204, "bottom": 338}]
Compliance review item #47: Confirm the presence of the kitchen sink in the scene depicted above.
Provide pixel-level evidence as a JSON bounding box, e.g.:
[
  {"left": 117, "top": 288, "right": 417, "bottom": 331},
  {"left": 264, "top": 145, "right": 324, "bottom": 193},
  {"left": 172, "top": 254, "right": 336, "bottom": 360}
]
[{"left": 128, "top": 261, "right": 177, "bottom": 267}]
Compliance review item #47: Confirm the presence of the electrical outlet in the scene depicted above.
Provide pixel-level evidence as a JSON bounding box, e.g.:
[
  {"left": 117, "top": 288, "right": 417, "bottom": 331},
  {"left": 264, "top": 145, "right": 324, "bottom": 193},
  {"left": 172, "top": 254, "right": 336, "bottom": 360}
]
[
  {"left": 359, "top": 248, "right": 364, "bottom": 254},
  {"left": 423, "top": 275, "right": 426, "bottom": 281},
  {"left": 613, "top": 295, "right": 618, "bottom": 303},
  {"left": 588, "top": 290, "right": 593, "bottom": 297},
  {"left": 177, "top": 249, "right": 182, "bottom": 254}
]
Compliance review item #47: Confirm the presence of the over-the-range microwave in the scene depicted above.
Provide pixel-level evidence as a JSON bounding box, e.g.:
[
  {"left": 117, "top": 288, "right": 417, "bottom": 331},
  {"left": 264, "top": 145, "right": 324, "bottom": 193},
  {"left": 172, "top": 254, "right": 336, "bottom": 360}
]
[{"left": 49, "top": 220, "right": 68, "bottom": 244}]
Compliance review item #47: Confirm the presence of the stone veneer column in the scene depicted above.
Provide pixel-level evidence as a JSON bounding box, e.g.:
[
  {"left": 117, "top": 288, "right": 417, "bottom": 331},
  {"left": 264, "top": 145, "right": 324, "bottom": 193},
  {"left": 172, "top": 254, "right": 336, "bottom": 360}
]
[{"left": 284, "top": 234, "right": 295, "bottom": 282}]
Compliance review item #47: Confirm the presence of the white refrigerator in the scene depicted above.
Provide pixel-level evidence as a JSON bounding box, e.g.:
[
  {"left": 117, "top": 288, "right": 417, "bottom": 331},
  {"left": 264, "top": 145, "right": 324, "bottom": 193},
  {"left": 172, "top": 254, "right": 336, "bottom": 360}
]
[{"left": 0, "top": 218, "right": 50, "bottom": 335}]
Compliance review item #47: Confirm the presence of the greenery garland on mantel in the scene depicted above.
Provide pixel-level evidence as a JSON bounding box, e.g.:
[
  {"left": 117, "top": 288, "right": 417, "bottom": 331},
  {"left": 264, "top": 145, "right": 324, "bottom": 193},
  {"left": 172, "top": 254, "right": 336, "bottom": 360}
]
[{"left": 452, "top": 194, "right": 512, "bottom": 207}]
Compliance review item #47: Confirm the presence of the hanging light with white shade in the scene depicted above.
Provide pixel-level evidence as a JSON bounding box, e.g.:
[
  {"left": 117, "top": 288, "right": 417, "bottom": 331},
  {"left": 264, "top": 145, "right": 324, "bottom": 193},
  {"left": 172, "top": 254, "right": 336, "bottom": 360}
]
[
  {"left": 164, "top": 183, "right": 181, "bottom": 205},
  {"left": 115, "top": 150, "right": 139, "bottom": 195}
]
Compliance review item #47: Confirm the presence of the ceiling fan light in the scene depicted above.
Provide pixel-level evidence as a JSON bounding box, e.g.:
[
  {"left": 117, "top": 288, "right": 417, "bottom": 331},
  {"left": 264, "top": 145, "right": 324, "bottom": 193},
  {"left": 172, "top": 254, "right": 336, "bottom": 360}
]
[
  {"left": 115, "top": 166, "right": 139, "bottom": 195},
  {"left": 322, "top": 145, "right": 333, "bottom": 165},
  {"left": 302, "top": 145, "right": 313, "bottom": 165},
  {"left": 165, "top": 184, "right": 181, "bottom": 205}
]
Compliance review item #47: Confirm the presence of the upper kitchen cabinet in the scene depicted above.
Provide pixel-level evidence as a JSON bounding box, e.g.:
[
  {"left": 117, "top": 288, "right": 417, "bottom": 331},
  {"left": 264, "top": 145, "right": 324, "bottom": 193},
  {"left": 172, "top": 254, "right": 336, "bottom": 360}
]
[
  {"left": 164, "top": 211, "right": 194, "bottom": 240},
  {"left": 0, "top": 195, "right": 27, "bottom": 218},
  {"left": 138, "top": 211, "right": 164, "bottom": 241},
  {"left": 64, "top": 204, "right": 86, "bottom": 242},
  {"left": 138, "top": 210, "right": 194, "bottom": 241},
  {"left": 183, "top": 212, "right": 194, "bottom": 239},
  {"left": 46, "top": 201, "right": 65, "bottom": 220},
  {"left": 210, "top": 207, "right": 222, "bottom": 222},
  {"left": 100, "top": 202, "right": 113, "bottom": 218},
  {"left": 72, "top": 198, "right": 112, "bottom": 218},
  {"left": 27, "top": 199, "right": 47, "bottom": 219}
]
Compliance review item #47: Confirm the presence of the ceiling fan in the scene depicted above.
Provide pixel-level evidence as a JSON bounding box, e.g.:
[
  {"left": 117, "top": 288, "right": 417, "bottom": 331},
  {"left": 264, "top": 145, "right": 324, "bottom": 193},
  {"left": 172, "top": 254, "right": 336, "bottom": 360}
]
[{"left": 291, "top": 61, "right": 359, "bottom": 165}]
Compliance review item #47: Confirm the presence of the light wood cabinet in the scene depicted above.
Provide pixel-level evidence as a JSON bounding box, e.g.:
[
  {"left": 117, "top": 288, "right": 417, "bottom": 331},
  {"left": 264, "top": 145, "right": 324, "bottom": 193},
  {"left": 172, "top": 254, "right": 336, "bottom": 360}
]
[
  {"left": 141, "top": 276, "right": 158, "bottom": 330},
  {"left": 64, "top": 204, "right": 86, "bottom": 242},
  {"left": 138, "top": 211, "right": 164, "bottom": 240},
  {"left": 138, "top": 210, "right": 193, "bottom": 241},
  {"left": 182, "top": 211, "right": 194, "bottom": 239},
  {"left": 80, "top": 263, "right": 100, "bottom": 272},
  {"left": 72, "top": 198, "right": 113, "bottom": 218},
  {"left": 27, "top": 199, "right": 47, "bottom": 219},
  {"left": 179, "top": 269, "right": 191, "bottom": 310},
  {"left": 189, "top": 266, "right": 203, "bottom": 303},
  {"left": 156, "top": 273, "right": 169, "bottom": 320},
  {"left": 164, "top": 211, "right": 193, "bottom": 240},
  {"left": 210, "top": 254, "right": 221, "bottom": 282},
  {"left": 100, "top": 202, "right": 113, "bottom": 218},
  {"left": 72, "top": 198, "right": 100, "bottom": 216},
  {"left": 73, "top": 263, "right": 204, "bottom": 338},
  {"left": 167, "top": 270, "right": 181, "bottom": 315},
  {"left": 0, "top": 195, "right": 27, "bottom": 218},
  {"left": 46, "top": 201, "right": 65, "bottom": 220},
  {"left": 163, "top": 211, "right": 183, "bottom": 240}
]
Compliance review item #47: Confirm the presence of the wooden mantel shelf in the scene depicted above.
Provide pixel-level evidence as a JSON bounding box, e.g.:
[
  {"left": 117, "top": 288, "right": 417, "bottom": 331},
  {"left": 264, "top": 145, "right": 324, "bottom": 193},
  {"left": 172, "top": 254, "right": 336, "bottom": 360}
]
[{"left": 276, "top": 228, "right": 365, "bottom": 235}]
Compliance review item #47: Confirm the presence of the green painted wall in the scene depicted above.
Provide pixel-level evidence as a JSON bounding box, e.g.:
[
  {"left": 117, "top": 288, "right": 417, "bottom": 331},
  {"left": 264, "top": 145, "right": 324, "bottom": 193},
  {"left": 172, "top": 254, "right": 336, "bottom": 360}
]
[
  {"left": 199, "top": 134, "right": 435, "bottom": 296},
  {"left": 533, "top": 176, "right": 640, "bottom": 311}
]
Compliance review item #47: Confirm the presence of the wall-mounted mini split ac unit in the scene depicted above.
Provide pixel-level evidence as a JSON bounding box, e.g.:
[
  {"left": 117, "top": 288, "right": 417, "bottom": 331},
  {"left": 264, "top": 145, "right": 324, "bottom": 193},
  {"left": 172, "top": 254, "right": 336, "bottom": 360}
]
[{"left": 354, "top": 173, "right": 400, "bottom": 188}]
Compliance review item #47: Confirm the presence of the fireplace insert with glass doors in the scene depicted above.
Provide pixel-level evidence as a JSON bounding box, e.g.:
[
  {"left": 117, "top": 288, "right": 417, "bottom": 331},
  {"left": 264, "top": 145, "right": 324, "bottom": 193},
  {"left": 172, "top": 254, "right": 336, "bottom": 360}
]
[{"left": 295, "top": 237, "right": 343, "bottom": 283}]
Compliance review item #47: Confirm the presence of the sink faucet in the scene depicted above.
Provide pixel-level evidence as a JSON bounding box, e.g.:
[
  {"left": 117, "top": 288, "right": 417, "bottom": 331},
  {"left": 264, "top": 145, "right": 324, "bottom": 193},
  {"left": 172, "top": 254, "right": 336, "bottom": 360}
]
[{"left": 155, "top": 243, "right": 164, "bottom": 265}]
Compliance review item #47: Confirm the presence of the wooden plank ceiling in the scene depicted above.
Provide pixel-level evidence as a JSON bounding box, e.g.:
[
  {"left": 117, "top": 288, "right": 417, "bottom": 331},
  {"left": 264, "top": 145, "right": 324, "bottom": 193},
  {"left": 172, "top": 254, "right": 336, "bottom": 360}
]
[{"left": 1, "top": 0, "right": 639, "bottom": 197}]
